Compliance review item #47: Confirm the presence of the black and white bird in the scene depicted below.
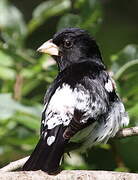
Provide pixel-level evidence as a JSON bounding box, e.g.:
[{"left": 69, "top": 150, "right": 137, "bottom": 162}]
[{"left": 23, "top": 28, "right": 129, "bottom": 174}]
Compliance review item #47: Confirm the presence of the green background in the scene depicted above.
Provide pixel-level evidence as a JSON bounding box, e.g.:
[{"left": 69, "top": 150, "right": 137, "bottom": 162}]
[{"left": 0, "top": 0, "right": 138, "bottom": 172}]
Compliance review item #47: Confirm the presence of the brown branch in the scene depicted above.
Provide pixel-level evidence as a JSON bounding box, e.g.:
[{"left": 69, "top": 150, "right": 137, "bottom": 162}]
[
  {"left": 0, "top": 170, "right": 138, "bottom": 180},
  {"left": 0, "top": 126, "right": 138, "bottom": 172}
]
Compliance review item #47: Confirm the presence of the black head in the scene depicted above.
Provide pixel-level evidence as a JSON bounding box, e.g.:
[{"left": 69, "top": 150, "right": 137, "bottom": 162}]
[{"left": 38, "top": 28, "right": 103, "bottom": 71}]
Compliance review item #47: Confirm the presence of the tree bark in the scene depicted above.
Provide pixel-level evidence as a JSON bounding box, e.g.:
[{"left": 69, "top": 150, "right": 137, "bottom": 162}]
[{"left": 0, "top": 170, "right": 138, "bottom": 180}]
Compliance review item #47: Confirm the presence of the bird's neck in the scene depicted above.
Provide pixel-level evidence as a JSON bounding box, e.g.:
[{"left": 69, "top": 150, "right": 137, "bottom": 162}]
[{"left": 55, "top": 54, "right": 104, "bottom": 72}]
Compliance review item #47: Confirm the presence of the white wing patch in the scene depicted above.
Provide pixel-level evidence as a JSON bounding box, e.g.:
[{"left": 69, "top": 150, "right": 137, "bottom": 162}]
[
  {"left": 44, "top": 83, "right": 91, "bottom": 130},
  {"left": 47, "top": 136, "right": 55, "bottom": 146},
  {"left": 105, "top": 79, "right": 113, "bottom": 92}
]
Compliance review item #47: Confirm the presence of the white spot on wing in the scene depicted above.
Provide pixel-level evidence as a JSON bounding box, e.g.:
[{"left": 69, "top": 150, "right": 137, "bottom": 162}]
[
  {"left": 42, "top": 120, "right": 45, "bottom": 124},
  {"left": 105, "top": 79, "right": 113, "bottom": 92},
  {"left": 44, "top": 132, "right": 47, "bottom": 138},
  {"left": 47, "top": 136, "right": 55, "bottom": 146}
]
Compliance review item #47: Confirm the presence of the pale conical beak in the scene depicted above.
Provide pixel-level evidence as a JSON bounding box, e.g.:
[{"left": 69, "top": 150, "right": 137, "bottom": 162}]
[{"left": 37, "top": 39, "right": 59, "bottom": 56}]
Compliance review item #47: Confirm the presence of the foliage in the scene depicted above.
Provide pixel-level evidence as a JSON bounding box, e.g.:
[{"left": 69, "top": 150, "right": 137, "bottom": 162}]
[{"left": 0, "top": 0, "right": 138, "bottom": 173}]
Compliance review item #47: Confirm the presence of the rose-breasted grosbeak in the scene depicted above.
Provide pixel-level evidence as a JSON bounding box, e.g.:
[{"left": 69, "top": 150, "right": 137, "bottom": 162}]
[{"left": 23, "top": 28, "right": 129, "bottom": 174}]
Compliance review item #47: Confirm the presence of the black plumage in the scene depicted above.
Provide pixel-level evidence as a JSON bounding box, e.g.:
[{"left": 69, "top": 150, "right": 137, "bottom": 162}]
[{"left": 23, "top": 28, "right": 129, "bottom": 174}]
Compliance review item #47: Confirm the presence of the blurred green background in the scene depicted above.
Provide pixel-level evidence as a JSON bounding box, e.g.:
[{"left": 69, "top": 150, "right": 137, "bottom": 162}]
[{"left": 0, "top": 0, "right": 138, "bottom": 172}]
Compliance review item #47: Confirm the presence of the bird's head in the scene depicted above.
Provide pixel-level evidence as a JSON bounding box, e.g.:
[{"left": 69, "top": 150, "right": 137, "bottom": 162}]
[{"left": 37, "top": 28, "right": 103, "bottom": 71}]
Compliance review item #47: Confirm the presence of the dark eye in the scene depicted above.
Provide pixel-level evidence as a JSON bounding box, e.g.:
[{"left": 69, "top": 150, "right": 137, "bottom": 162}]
[{"left": 64, "top": 40, "right": 72, "bottom": 48}]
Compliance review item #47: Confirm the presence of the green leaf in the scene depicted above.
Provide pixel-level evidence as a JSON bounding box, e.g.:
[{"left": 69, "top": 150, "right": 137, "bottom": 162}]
[
  {"left": 22, "top": 78, "right": 42, "bottom": 96},
  {"left": 111, "top": 45, "right": 138, "bottom": 79},
  {"left": 0, "top": 42, "right": 35, "bottom": 64},
  {"left": 128, "top": 104, "right": 138, "bottom": 119},
  {"left": 4, "top": 134, "right": 38, "bottom": 147},
  {"left": 79, "top": 0, "right": 102, "bottom": 34},
  {"left": 57, "top": 0, "right": 102, "bottom": 34},
  {"left": 0, "top": 66, "right": 15, "bottom": 80},
  {"left": 28, "top": 0, "right": 70, "bottom": 33},
  {"left": 0, "top": 50, "right": 14, "bottom": 67},
  {"left": 117, "top": 137, "right": 138, "bottom": 172},
  {"left": 57, "top": 14, "right": 81, "bottom": 30},
  {"left": 0, "top": 93, "right": 41, "bottom": 120},
  {"left": 0, "top": 0, "right": 27, "bottom": 47},
  {"left": 13, "top": 113, "right": 40, "bottom": 130}
]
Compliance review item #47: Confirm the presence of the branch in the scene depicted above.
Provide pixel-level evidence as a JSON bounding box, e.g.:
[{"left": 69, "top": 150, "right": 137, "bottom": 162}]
[
  {"left": 115, "top": 127, "right": 138, "bottom": 138},
  {"left": 0, "top": 170, "right": 138, "bottom": 180},
  {"left": 1, "top": 126, "right": 138, "bottom": 172},
  {"left": 0, "top": 156, "right": 29, "bottom": 172}
]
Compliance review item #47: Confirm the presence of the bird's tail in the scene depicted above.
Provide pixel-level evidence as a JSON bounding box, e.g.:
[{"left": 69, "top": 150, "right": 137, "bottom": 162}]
[{"left": 23, "top": 125, "right": 68, "bottom": 174}]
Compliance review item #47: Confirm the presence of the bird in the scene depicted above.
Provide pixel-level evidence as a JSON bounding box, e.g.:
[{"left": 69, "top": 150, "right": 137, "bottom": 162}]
[{"left": 23, "top": 28, "right": 129, "bottom": 174}]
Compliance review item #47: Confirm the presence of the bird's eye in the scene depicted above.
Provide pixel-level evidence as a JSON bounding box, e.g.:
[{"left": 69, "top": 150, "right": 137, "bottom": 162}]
[{"left": 64, "top": 40, "right": 72, "bottom": 48}]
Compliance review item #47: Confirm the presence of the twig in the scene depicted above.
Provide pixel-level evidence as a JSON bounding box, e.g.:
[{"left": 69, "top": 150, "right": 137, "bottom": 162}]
[
  {"left": 115, "top": 127, "right": 138, "bottom": 138},
  {"left": 0, "top": 156, "right": 29, "bottom": 172},
  {"left": 1, "top": 126, "right": 138, "bottom": 172}
]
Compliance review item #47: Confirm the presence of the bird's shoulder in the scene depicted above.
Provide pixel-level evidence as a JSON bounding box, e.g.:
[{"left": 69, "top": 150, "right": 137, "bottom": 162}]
[
  {"left": 62, "top": 61, "right": 117, "bottom": 99},
  {"left": 44, "top": 60, "right": 117, "bottom": 105}
]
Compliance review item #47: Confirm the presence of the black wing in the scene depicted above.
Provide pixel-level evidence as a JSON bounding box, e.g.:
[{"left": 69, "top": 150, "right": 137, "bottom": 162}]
[{"left": 23, "top": 62, "right": 128, "bottom": 174}]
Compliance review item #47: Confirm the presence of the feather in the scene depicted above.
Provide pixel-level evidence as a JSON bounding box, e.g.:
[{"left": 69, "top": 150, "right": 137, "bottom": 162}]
[{"left": 23, "top": 125, "right": 68, "bottom": 174}]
